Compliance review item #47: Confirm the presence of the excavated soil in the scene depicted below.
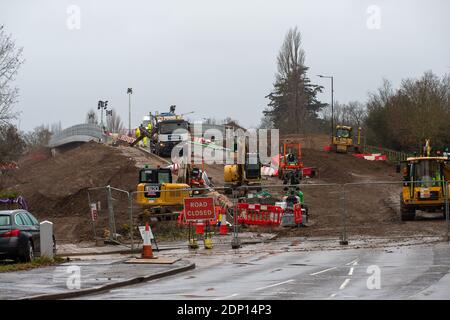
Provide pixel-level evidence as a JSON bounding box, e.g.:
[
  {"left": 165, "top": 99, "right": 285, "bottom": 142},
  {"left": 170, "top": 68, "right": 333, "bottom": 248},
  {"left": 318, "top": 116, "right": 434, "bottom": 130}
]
[{"left": 1, "top": 139, "right": 448, "bottom": 243}]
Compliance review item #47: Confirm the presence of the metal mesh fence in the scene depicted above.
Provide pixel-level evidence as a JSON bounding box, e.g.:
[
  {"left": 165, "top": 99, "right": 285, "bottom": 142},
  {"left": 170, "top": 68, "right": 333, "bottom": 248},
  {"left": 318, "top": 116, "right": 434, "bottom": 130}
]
[{"left": 86, "top": 180, "right": 450, "bottom": 250}]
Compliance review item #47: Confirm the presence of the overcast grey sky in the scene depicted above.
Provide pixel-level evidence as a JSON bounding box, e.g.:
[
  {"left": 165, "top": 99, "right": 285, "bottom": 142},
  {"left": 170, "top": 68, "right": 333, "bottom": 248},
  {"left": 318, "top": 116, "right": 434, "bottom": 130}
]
[{"left": 1, "top": 0, "right": 449, "bottom": 131}]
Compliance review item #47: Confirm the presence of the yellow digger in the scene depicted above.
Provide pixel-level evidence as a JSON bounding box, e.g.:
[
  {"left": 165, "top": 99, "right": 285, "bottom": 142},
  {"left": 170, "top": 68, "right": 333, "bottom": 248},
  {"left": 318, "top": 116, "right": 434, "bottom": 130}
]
[
  {"left": 224, "top": 135, "right": 262, "bottom": 194},
  {"left": 136, "top": 166, "right": 190, "bottom": 216},
  {"left": 331, "top": 125, "right": 361, "bottom": 153},
  {"left": 397, "top": 140, "right": 450, "bottom": 221}
]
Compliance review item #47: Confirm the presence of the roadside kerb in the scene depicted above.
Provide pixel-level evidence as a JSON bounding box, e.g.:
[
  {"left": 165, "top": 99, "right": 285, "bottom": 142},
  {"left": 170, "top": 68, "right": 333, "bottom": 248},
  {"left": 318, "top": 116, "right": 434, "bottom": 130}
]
[{"left": 21, "top": 261, "right": 196, "bottom": 300}]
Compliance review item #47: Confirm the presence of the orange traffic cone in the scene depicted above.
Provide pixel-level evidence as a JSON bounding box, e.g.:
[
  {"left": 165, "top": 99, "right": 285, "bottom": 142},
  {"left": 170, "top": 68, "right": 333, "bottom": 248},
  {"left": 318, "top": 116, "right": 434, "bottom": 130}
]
[{"left": 141, "top": 223, "right": 154, "bottom": 259}]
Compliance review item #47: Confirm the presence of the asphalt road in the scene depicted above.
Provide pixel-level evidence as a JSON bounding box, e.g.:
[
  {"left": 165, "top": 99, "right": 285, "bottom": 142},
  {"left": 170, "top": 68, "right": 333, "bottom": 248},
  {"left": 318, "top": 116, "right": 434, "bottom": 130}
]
[{"left": 81, "top": 242, "right": 450, "bottom": 300}]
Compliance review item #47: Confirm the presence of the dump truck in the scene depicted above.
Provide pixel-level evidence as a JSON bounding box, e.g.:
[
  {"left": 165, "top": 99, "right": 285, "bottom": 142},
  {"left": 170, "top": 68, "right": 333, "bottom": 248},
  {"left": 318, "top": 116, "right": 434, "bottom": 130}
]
[{"left": 397, "top": 143, "right": 450, "bottom": 221}]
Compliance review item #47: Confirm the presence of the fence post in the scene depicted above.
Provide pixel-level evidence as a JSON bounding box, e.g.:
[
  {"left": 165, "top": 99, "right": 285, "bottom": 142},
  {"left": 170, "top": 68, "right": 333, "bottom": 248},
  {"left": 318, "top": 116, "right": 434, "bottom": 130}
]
[
  {"left": 446, "top": 181, "right": 449, "bottom": 242},
  {"left": 106, "top": 185, "right": 116, "bottom": 241},
  {"left": 231, "top": 188, "right": 241, "bottom": 249},
  {"left": 87, "top": 191, "right": 98, "bottom": 245},
  {"left": 129, "top": 192, "right": 134, "bottom": 253},
  {"left": 340, "top": 184, "right": 348, "bottom": 245}
]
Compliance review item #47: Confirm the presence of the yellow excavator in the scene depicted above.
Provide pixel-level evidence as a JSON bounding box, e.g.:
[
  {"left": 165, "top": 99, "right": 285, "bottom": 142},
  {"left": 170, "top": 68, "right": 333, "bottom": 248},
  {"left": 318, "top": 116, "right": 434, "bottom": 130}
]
[
  {"left": 331, "top": 125, "right": 361, "bottom": 153},
  {"left": 224, "top": 135, "right": 262, "bottom": 194},
  {"left": 135, "top": 165, "right": 190, "bottom": 216},
  {"left": 397, "top": 140, "right": 450, "bottom": 221}
]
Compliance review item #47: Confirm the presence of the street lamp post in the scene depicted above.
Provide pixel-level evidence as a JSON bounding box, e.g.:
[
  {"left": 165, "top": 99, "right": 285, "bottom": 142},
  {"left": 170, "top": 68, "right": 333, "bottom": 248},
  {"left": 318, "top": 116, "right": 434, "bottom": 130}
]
[
  {"left": 127, "top": 88, "right": 133, "bottom": 136},
  {"left": 317, "top": 75, "right": 334, "bottom": 143}
]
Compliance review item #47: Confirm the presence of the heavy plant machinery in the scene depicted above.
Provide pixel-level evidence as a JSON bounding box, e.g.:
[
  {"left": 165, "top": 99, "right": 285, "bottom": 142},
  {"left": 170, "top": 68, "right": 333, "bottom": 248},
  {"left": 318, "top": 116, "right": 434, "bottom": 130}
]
[
  {"left": 278, "top": 142, "right": 303, "bottom": 184},
  {"left": 397, "top": 141, "right": 450, "bottom": 221},
  {"left": 177, "top": 163, "right": 207, "bottom": 194},
  {"left": 224, "top": 135, "right": 262, "bottom": 194},
  {"left": 224, "top": 153, "right": 262, "bottom": 194},
  {"left": 136, "top": 165, "right": 191, "bottom": 217},
  {"left": 150, "top": 106, "right": 190, "bottom": 157},
  {"left": 331, "top": 125, "right": 361, "bottom": 153}
]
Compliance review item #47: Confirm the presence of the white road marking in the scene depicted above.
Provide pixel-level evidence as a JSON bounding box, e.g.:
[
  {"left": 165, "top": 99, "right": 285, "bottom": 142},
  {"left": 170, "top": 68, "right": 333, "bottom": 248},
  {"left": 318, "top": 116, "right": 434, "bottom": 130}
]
[
  {"left": 348, "top": 267, "right": 354, "bottom": 276},
  {"left": 254, "top": 279, "right": 294, "bottom": 291},
  {"left": 309, "top": 267, "right": 337, "bottom": 276},
  {"left": 330, "top": 293, "right": 337, "bottom": 298},
  {"left": 339, "top": 278, "right": 351, "bottom": 290},
  {"left": 346, "top": 258, "right": 359, "bottom": 266},
  {"left": 214, "top": 293, "right": 239, "bottom": 300}
]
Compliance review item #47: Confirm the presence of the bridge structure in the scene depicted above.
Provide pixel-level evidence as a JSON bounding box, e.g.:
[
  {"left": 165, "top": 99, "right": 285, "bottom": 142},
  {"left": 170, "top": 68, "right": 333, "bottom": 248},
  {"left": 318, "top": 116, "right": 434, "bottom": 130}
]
[{"left": 48, "top": 123, "right": 105, "bottom": 148}]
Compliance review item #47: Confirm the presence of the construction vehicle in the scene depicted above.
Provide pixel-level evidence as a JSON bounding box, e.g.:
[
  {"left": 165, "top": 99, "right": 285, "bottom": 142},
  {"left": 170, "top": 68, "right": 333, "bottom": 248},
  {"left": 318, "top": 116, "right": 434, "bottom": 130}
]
[
  {"left": 150, "top": 106, "right": 190, "bottom": 157},
  {"left": 177, "top": 163, "right": 207, "bottom": 195},
  {"left": 135, "top": 165, "right": 191, "bottom": 217},
  {"left": 278, "top": 142, "right": 303, "bottom": 184},
  {"left": 397, "top": 140, "right": 450, "bottom": 221},
  {"left": 224, "top": 135, "right": 262, "bottom": 194},
  {"left": 331, "top": 125, "right": 361, "bottom": 153}
]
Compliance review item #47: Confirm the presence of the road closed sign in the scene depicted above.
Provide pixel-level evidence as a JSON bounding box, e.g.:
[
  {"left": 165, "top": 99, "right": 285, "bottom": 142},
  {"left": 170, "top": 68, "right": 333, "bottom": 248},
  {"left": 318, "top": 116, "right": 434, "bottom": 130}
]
[{"left": 184, "top": 197, "right": 215, "bottom": 221}]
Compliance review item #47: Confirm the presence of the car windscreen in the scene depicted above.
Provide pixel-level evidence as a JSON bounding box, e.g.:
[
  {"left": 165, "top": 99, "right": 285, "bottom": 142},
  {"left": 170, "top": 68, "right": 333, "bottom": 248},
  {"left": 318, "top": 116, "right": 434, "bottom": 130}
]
[{"left": 0, "top": 215, "right": 11, "bottom": 226}]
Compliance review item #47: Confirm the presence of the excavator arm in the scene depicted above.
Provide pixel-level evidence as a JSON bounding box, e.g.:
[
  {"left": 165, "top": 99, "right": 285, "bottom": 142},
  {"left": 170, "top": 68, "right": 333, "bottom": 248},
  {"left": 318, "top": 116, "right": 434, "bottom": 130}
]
[{"left": 129, "top": 125, "right": 153, "bottom": 147}]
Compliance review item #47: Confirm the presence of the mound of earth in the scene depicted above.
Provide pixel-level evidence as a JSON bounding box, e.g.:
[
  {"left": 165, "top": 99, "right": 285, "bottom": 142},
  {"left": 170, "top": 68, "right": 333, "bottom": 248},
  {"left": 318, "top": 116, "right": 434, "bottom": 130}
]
[{"left": 1, "top": 142, "right": 143, "bottom": 242}]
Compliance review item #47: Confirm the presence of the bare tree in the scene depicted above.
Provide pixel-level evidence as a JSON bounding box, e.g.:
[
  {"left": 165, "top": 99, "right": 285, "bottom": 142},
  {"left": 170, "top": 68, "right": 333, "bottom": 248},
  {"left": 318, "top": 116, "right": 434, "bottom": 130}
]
[
  {"left": 106, "top": 109, "right": 123, "bottom": 133},
  {"left": 23, "top": 125, "right": 53, "bottom": 151},
  {"left": 0, "top": 25, "right": 24, "bottom": 125},
  {"left": 322, "top": 101, "right": 367, "bottom": 128},
  {"left": 50, "top": 121, "right": 62, "bottom": 134}
]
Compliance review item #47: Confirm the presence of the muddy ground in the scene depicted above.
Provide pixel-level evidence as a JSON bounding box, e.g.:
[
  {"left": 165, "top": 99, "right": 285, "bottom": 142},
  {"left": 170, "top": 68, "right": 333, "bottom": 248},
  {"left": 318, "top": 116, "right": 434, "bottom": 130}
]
[{"left": 1, "top": 139, "right": 448, "bottom": 243}]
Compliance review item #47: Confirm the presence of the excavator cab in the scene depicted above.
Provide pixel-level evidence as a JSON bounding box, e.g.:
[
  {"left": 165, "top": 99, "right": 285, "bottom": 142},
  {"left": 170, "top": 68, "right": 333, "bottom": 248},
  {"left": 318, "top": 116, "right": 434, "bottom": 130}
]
[
  {"left": 398, "top": 156, "right": 450, "bottom": 221},
  {"left": 136, "top": 166, "right": 190, "bottom": 209},
  {"left": 244, "top": 153, "right": 262, "bottom": 181}
]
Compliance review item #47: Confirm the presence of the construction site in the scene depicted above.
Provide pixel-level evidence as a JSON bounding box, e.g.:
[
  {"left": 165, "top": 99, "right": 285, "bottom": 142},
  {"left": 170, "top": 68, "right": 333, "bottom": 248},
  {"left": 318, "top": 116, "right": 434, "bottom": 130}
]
[
  {"left": 2, "top": 109, "right": 448, "bottom": 244},
  {"left": 1, "top": 1, "right": 450, "bottom": 303}
]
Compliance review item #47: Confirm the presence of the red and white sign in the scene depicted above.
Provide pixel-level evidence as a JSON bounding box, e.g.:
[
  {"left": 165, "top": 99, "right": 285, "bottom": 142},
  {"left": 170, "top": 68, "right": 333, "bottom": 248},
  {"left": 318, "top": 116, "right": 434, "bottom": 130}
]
[
  {"left": 183, "top": 197, "right": 215, "bottom": 221},
  {"left": 90, "top": 203, "right": 98, "bottom": 221}
]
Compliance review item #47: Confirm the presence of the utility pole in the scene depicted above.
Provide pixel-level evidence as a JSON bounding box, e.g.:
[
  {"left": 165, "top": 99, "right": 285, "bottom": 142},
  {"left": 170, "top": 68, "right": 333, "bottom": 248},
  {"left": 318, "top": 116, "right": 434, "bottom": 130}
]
[
  {"left": 127, "top": 88, "right": 133, "bottom": 136},
  {"left": 317, "top": 75, "right": 334, "bottom": 143}
]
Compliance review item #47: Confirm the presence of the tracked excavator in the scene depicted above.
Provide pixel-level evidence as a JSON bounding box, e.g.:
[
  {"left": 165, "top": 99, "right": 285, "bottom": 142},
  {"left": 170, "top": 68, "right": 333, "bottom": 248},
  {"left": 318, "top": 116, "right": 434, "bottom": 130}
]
[{"left": 224, "top": 135, "right": 262, "bottom": 195}]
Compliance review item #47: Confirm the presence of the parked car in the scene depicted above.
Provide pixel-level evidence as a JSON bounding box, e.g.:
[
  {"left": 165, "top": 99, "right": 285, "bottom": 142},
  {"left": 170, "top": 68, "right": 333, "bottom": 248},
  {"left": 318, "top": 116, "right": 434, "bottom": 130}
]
[{"left": 0, "top": 210, "right": 55, "bottom": 262}]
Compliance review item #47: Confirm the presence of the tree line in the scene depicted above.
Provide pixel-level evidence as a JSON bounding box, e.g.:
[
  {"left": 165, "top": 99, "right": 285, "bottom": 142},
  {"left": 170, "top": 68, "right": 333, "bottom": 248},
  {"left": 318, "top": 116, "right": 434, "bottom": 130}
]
[{"left": 260, "top": 27, "right": 450, "bottom": 153}]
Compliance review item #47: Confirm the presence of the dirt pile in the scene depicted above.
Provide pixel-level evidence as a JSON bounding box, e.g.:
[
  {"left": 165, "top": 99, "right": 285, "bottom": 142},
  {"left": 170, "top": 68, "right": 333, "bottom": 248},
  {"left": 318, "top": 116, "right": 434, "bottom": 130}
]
[
  {"left": 302, "top": 148, "right": 398, "bottom": 183},
  {"left": 1, "top": 142, "right": 140, "bottom": 241}
]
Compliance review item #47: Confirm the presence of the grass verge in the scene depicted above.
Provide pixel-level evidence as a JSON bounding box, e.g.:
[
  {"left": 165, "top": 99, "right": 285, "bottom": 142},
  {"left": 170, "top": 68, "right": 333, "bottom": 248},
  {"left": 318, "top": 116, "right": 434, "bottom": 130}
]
[{"left": 0, "top": 256, "right": 66, "bottom": 273}]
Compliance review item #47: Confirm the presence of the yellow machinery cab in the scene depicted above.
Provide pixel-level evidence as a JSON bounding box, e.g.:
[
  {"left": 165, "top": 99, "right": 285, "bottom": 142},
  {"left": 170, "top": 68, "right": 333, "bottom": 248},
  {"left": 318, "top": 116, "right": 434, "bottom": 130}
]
[
  {"left": 398, "top": 156, "right": 450, "bottom": 221},
  {"left": 332, "top": 125, "right": 353, "bottom": 153},
  {"left": 136, "top": 166, "right": 190, "bottom": 208}
]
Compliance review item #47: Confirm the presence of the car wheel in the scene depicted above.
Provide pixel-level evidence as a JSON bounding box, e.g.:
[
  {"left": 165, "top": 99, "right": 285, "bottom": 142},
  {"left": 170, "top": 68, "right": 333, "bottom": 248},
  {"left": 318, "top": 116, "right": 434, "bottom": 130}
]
[{"left": 20, "top": 240, "right": 34, "bottom": 262}]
